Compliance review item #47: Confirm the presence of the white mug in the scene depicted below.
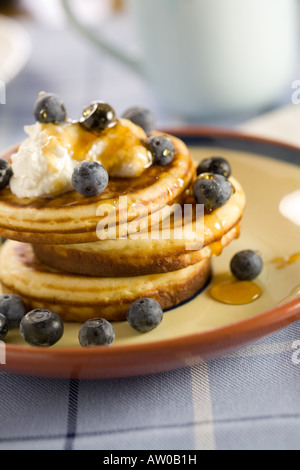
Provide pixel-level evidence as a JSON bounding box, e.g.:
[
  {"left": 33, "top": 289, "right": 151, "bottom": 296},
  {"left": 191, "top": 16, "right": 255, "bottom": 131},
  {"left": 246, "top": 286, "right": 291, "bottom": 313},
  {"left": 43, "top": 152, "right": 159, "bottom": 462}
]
[{"left": 61, "top": 0, "right": 299, "bottom": 118}]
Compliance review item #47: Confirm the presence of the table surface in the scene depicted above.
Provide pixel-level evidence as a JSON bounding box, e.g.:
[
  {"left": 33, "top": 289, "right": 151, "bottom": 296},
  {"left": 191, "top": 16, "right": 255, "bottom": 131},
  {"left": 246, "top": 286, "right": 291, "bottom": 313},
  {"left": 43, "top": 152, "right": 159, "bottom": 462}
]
[{"left": 0, "top": 3, "right": 299, "bottom": 451}]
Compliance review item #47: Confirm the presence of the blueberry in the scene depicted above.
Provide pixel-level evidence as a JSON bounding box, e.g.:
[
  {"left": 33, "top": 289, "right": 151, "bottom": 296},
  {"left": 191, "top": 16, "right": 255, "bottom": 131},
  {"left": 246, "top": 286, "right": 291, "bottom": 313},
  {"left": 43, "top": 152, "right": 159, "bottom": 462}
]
[
  {"left": 122, "top": 106, "right": 155, "bottom": 135},
  {"left": 0, "top": 313, "right": 8, "bottom": 341},
  {"left": 230, "top": 250, "right": 263, "bottom": 281},
  {"left": 80, "top": 101, "right": 116, "bottom": 133},
  {"left": 72, "top": 161, "right": 109, "bottom": 197},
  {"left": 20, "top": 309, "right": 64, "bottom": 347},
  {"left": 197, "top": 157, "right": 231, "bottom": 179},
  {"left": 193, "top": 173, "right": 232, "bottom": 212},
  {"left": 78, "top": 318, "right": 115, "bottom": 347},
  {"left": 127, "top": 298, "right": 163, "bottom": 333},
  {"left": 0, "top": 294, "right": 27, "bottom": 329},
  {"left": 0, "top": 159, "right": 13, "bottom": 190},
  {"left": 34, "top": 92, "right": 66, "bottom": 123},
  {"left": 147, "top": 135, "right": 175, "bottom": 166}
]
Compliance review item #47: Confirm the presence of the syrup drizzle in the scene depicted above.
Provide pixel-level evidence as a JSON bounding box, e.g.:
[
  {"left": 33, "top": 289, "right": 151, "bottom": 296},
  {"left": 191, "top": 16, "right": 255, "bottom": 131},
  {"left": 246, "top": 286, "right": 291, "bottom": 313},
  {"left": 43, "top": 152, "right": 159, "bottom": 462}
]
[
  {"left": 271, "top": 252, "right": 300, "bottom": 269},
  {"left": 210, "top": 250, "right": 300, "bottom": 306},
  {"left": 210, "top": 277, "right": 262, "bottom": 305}
]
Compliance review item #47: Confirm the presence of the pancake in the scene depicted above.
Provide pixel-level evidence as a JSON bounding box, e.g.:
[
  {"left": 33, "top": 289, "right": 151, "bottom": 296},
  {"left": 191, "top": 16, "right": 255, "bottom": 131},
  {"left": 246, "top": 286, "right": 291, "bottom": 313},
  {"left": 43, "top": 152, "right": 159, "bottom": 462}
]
[
  {"left": 0, "top": 135, "right": 194, "bottom": 245},
  {"left": 0, "top": 240, "right": 212, "bottom": 322},
  {"left": 32, "top": 176, "right": 245, "bottom": 276},
  {"left": 33, "top": 224, "right": 239, "bottom": 277}
]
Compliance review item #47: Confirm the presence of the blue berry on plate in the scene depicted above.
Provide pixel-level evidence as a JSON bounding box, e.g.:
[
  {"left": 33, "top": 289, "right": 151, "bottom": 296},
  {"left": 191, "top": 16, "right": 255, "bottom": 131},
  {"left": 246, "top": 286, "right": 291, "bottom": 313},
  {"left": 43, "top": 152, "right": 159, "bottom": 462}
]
[
  {"left": 127, "top": 298, "right": 163, "bottom": 333},
  {"left": 197, "top": 156, "right": 231, "bottom": 179},
  {"left": 20, "top": 309, "right": 64, "bottom": 347},
  {"left": 230, "top": 250, "right": 263, "bottom": 281},
  {"left": 0, "top": 159, "right": 13, "bottom": 190},
  {"left": 72, "top": 161, "right": 109, "bottom": 197},
  {"left": 78, "top": 318, "right": 115, "bottom": 347},
  {"left": 193, "top": 173, "right": 232, "bottom": 212},
  {"left": 34, "top": 92, "right": 67, "bottom": 123},
  {"left": 80, "top": 101, "right": 116, "bottom": 133},
  {"left": 148, "top": 135, "right": 175, "bottom": 166},
  {"left": 122, "top": 106, "right": 155, "bottom": 135},
  {"left": 0, "top": 313, "right": 8, "bottom": 340},
  {"left": 0, "top": 294, "right": 27, "bottom": 329}
]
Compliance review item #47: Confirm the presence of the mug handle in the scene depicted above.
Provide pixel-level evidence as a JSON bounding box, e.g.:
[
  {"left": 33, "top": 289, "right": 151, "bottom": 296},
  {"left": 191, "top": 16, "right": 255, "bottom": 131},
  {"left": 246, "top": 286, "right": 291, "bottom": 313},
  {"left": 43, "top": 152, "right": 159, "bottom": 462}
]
[{"left": 61, "top": 0, "right": 144, "bottom": 75}]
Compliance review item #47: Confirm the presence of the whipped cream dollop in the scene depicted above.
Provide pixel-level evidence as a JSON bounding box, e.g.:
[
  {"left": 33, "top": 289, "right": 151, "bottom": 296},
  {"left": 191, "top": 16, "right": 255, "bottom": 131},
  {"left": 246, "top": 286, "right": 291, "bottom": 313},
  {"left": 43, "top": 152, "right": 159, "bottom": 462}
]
[
  {"left": 10, "top": 123, "right": 75, "bottom": 198},
  {"left": 10, "top": 119, "right": 152, "bottom": 199}
]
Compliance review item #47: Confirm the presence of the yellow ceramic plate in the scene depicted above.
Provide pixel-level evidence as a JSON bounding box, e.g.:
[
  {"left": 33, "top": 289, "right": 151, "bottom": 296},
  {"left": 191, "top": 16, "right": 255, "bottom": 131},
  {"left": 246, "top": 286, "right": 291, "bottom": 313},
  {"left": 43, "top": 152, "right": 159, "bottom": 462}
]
[{"left": 2, "top": 129, "right": 300, "bottom": 378}]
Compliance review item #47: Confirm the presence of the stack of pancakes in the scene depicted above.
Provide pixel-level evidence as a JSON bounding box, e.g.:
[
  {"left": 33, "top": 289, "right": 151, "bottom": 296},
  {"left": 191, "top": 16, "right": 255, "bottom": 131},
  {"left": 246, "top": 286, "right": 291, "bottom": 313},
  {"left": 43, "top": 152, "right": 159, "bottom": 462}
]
[{"left": 0, "top": 134, "right": 246, "bottom": 322}]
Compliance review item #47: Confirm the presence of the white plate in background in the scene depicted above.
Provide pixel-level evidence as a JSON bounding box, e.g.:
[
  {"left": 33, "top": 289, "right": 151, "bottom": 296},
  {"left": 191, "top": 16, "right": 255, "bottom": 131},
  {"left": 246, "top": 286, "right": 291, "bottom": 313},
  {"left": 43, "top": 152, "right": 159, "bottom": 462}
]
[{"left": 0, "top": 14, "right": 31, "bottom": 85}]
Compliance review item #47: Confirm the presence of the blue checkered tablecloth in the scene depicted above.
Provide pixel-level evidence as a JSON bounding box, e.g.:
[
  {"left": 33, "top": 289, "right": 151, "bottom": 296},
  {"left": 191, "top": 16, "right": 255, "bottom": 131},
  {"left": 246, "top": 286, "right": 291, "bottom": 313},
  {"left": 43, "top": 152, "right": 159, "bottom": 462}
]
[
  {"left": 1, "top": 323, "right": 300, "bottom": 450},
  {"left": 0, "top": 10, "right": 299, "bottom": 451}
]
